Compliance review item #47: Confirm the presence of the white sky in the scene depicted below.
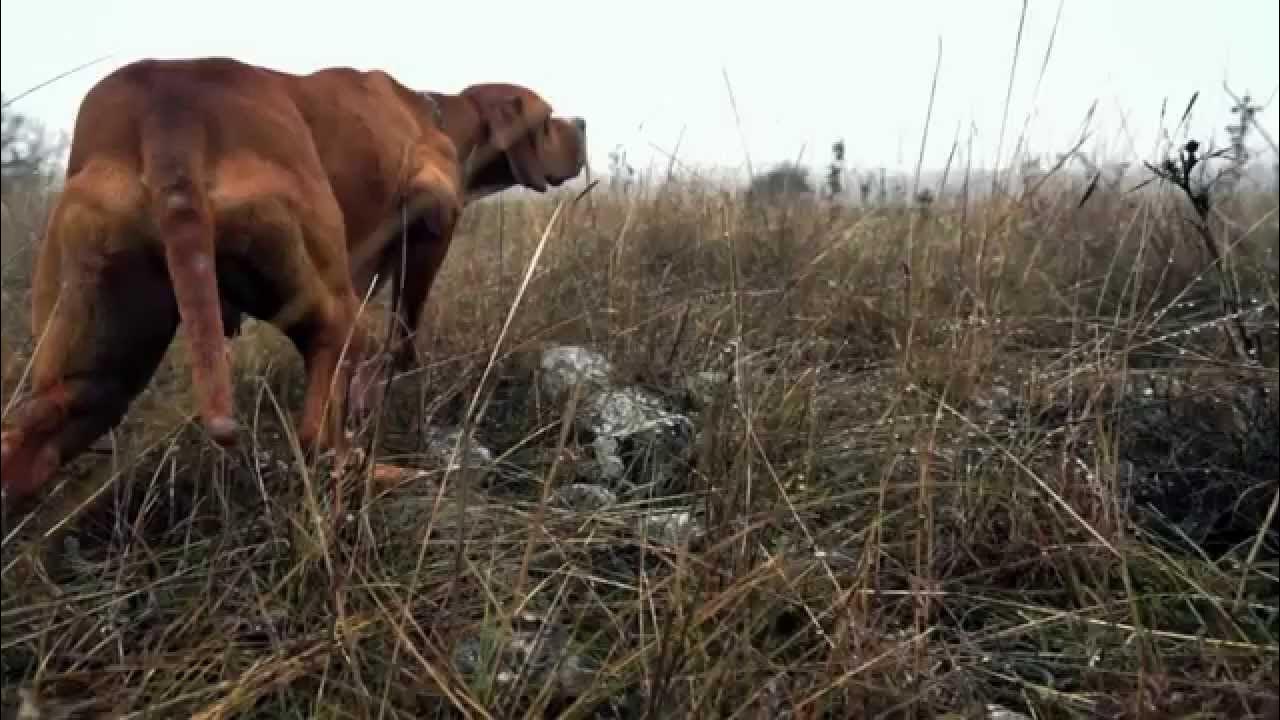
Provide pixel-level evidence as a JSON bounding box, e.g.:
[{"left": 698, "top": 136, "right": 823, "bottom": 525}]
[{"left": 2, "top": 0, "right": 1278, "bottom": 181}]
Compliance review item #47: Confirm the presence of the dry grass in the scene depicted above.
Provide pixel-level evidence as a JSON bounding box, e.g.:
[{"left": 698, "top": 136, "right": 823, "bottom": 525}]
[{"left": 2, "top": 163, "right": 1278, "bottom": 718}]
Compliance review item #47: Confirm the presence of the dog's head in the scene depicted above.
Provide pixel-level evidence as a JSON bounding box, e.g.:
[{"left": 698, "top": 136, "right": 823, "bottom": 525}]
[{"left": 459, "top": 83, "right": 587, "bottom": 200}]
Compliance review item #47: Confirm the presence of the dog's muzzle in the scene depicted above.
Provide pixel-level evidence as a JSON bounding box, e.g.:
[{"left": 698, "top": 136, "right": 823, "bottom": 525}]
[{"left": 569, "top": 116, "right": 588, "bottom": 174}]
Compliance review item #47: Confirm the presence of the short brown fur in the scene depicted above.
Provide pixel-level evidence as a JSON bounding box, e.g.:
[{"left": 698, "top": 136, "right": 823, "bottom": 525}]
[{"left": 0, "top": 56, "right": 586, "bottom": 513}]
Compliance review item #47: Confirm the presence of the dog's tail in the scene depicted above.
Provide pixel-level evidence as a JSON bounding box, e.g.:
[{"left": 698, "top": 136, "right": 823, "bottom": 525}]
[{"left": 141, "top": 112, "right": 238, "bottom": 446}]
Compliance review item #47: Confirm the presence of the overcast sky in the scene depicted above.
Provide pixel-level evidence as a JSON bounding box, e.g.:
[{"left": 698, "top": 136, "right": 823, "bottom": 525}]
[{"left": 2, "top": 0, "right": 1277, "bottom": 181}]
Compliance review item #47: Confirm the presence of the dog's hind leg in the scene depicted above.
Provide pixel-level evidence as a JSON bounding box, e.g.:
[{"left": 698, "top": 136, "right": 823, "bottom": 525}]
[{"left": 1, "top": 189, "right": 180, "bottom": 568}]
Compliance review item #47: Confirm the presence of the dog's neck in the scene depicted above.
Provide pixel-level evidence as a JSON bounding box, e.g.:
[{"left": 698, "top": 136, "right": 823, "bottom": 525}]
[
  {"left": 422, "top": 90, "right": 516, "bottom": 201},
  {"left": 422, "top": 91, "right": 486, "bottom": 168}
]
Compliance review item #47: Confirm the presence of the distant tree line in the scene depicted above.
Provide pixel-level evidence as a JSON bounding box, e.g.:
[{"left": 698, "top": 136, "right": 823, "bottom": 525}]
[{"left": 2, "top": 97, "right": 65, "bottom": 186}]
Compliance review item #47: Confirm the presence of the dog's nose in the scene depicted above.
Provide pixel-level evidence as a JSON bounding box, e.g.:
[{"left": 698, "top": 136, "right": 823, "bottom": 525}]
[{"left": 571, "top": 116, "right": 586, "bottom": 134}]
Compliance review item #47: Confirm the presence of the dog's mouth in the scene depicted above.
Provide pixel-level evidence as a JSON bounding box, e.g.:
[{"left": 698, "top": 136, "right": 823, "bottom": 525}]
[
  {"left": 465, "top": 134, "right": 587, "bottom": 194},
  {"left": 546, "top": 146, "right": 589, "bottom": 188}
]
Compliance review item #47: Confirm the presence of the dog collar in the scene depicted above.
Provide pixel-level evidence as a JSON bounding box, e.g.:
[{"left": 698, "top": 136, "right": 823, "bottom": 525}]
[{"left": 419, "top": 92, "right": 444, "bottom": 130}]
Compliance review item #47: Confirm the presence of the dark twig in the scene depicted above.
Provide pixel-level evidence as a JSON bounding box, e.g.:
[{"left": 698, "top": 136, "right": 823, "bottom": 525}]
[{"left": 1145, "top": 138, "right": 1260, "bottom": 366}]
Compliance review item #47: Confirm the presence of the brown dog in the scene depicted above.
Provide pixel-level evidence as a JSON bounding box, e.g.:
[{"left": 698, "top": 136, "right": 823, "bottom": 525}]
[
  {"left": 0, "top": 56, "right": 587, "bottom": 512},
  {"left": 261, "top": 80, "right": 588, "bottom": 371}
]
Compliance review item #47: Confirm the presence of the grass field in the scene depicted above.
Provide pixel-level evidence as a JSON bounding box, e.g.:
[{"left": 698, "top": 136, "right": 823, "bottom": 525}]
[{"left": 1, "top": 144, "right": 1278, "bottom": 717}]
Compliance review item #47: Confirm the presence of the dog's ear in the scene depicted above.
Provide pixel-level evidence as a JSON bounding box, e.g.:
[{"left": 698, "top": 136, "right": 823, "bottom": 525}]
[
  {"left": 480, "top": 94, "right": 551, "bottom": 151},
  {"left": 479, "top": 94, "right": 553, "bottom": 192}
]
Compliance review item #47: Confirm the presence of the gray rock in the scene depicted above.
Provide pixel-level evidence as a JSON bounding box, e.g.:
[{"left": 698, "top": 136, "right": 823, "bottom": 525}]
[
  {"left": 452, "top": 616, "right": 596, "bottom": 700},
  {"left": 422, "top": 425, "right": 493, "bottom": 473},
  {"left": 638, "top": 509, "right": 703, "bottom": 547},
  {"left": 578, "top": 387, "right": 694, "bottom": 495},
  {"left": 973, "top": 384, "right": 1018, "bottom": 424},
  {"left": 684, "top": 370, "right": 731, "bottom": 409},
  {"left": 537, "top": 345, "right": 696, "bottom": 497},
  {"left": 553, "top": 483, "right": 618, "bottom": 512},
  {"left": 452, "top": 634, "right": 487, "bottom": 676},
  {"left": 539, "top": 345, "right": 613, "bottom": 401}
]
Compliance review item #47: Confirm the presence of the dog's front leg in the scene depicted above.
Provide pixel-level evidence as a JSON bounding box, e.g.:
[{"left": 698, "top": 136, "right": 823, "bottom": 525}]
[{"left": 386, "top": 169, "right": 463, "bottom": 374}]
